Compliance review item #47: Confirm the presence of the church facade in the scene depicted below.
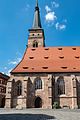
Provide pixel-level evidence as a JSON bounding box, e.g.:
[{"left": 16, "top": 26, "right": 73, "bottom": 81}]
[{"left": 5, "top": 0, "right": 80, "bottom": 109}]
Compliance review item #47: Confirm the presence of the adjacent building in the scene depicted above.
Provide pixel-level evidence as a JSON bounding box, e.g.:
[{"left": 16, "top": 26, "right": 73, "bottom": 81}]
[
  {"left": 5, "top": 0, "right": 80, "bottom": 109},
  {"left": 0, "top": 72, "right": 9, "bottom": 107}
]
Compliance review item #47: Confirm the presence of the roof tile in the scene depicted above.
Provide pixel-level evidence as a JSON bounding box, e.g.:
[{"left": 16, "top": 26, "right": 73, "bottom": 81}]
[{"left": 11, "top": 47, "right": 80, "bottom": 73}]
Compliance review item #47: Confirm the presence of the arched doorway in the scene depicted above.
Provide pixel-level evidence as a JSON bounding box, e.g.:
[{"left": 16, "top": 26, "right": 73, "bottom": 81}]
[{"left": 35, "top": 97, "right": 42, "bottom": 108}]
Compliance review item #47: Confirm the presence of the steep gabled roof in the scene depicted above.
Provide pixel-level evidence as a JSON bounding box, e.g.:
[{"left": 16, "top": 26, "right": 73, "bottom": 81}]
[{"left": 11, "top": 47, "right": 80, "bottom": 73}]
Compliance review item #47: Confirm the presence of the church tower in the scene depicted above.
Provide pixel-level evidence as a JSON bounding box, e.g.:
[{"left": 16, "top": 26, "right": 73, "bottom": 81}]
[{"left": 28, "top": 0, "right": 45, "bottom": 47}]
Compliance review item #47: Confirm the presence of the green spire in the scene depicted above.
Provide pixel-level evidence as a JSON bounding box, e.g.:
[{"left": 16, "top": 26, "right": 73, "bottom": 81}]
[{"left": 32, "top": 0, "right": 42, "bottom": 29}]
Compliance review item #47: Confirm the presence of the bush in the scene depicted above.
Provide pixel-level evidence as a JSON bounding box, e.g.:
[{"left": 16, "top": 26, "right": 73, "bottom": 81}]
[{"left": 53, "top": 102, "right": 60, "bottom": 109}]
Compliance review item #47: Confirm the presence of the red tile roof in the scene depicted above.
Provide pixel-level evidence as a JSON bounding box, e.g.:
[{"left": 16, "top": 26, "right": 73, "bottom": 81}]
[{"left": 11, "top": 47, "right": 80, "bottom": 73}]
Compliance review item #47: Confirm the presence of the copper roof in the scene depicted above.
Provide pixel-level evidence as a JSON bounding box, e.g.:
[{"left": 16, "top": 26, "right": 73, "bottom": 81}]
[{"left": 11, "top": 47, "right": 80, "bottom": 73}]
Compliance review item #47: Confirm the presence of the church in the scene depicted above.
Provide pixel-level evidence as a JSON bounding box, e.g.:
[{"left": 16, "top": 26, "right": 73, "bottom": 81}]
[{"left": 5, "top": 0, "right": 80, "bottom": 109}]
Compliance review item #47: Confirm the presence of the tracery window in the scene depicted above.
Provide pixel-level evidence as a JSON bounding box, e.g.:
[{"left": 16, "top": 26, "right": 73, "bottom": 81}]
[
  {"left": 57, "top": 76, "right": 65, "bottom": 95},
  {"left": 35, "top": 78, "right": 42, "bottom": 90},
  {"left": 16, "top": 81, "right": 22, "bottom": 96}
]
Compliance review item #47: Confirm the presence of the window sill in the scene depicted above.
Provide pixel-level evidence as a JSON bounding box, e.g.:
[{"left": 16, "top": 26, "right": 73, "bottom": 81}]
[{"left": 58, "top": 94, "right": 66, "bottom": 97}]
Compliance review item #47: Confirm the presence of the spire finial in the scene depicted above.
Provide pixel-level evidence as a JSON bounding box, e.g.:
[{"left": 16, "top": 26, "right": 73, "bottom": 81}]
[{"left": 36, "top": 0, "right": 38, "bottom": 7}]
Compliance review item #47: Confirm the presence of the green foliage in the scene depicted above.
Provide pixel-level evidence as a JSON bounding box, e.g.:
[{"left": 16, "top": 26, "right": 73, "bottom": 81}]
[{"left": 53, "top": 102, "right": 60, "bottom": 109}]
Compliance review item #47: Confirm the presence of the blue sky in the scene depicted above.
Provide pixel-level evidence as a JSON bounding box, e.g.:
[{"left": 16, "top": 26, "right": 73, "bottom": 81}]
[{"left": 0, "top": 0, "right": 80, "bottom": 75}]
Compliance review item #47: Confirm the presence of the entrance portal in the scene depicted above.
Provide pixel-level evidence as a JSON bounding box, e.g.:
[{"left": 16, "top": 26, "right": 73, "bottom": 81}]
[{"left": 35, "top": 97, "right": 42, "bottom": 108}]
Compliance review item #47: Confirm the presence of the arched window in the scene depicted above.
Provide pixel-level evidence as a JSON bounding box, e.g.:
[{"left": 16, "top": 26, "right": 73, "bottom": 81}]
[
  {"left": 33, "top": 41, "right": 38, "bottom": 47},
  {"left": 16, "top": 81, "right": 22, "bottom": 96},
  {"left": 57, "top": 76, "right": 65, "bottom": 95},
  {"left": 35, "top": 78, "right": 42, "bottom": 90}
]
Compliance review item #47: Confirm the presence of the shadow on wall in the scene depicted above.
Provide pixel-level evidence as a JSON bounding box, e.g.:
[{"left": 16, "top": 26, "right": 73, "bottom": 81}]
[
  {"left": 77, "top": 80, "right": 80, "bottom": 108},
  {"left": 0, "top": 114, "right": 55, "bottom": 120}
]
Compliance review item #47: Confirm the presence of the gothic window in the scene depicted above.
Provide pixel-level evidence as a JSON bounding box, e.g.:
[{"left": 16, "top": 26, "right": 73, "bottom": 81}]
[
  {"left": 35, "top": 78, "right": 42, "bottom": 90},
  {"left": 57, "top": 76, "right": 65, "bottom": 95},
  {"left": 16, "top": 81, "right": 22, "bottom": 96},
  {"left": 33, "top": 41, "right": 38, "bottom": 47}
]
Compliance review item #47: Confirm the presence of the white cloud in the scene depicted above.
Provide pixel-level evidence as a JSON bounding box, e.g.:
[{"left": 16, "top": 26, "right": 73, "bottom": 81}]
[
  {"left": 55, "top": 22, "right": 66, "bottom": 30},
  {"left": 24, "top": 4, "right": 30, "bottom": 11},
  {"left": 63, "top": 19, "right": 67, "bottom": 23},
  {"left": 9, "top": 58, "right": 21, "bottom": 65},
  {"left": 44, "top": 1, "right": 67, "bottom": 30},
  {"left": 4, "top": 67, "right": 7, "bottom": 70},
  {"left": 51, "top": 1, "right": 59, "bottom": 8},
  {"left": 45, "top": 11, "right": 57, "bottom": 22},
  {"left": 45, "top": 5, "right": 51, "bottom": 13}
]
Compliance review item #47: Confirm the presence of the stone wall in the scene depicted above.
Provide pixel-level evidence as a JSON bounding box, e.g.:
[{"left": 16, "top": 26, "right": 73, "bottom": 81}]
[{"left": 5, "top": 73, "right": 80, "bottom": 109}]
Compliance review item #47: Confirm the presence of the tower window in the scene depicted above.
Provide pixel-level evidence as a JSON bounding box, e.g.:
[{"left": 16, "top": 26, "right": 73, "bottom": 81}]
[{"left": 33, "top": 41, "right": 38, "bottom": 47}]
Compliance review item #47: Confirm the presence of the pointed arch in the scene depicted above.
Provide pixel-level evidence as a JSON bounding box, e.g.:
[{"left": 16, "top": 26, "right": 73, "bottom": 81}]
[
  {"left": 35, "top": 96, "right": 42, "bottom": 108},
  {"left": 16, "top": 80, "right": 22, "bottom": 96},
  {"left": 33, "top": 40, "right": 38, "bottom": 47},
  {"left": 57, "top": 76, "right": 65, "bottom": 95}
]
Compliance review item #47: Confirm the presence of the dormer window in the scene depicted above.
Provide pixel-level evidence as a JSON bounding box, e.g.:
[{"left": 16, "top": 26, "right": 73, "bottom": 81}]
[
  {"left": 58, "top": 48, "right": 63, "bottom": 50},
  {"left": 44, "top": 57, "right": 49, "bottom": 59},
  {"left": 23, "top": 67, "right": 29, "bottom": 69},
  {"left": 45, "top": 48, "right": 49, "bottom": 50},
  {"left": 42, "top": 67, "right": 48, "bottom": 69},
  {"left": 75, "top": 56, "right": 79, "bottom": 59},
  {"left": 29, "top": 57, "right": 34, "bottom": 59},
  {"left": 31, "top": 48, "right": 36, "bottom": 51},
  {"left": 61, "top": 67, "right": 67, "bottom": 69},
  {"left": 72, "top": 48, "right": 76, "bottom": 50},
  {"left": 73, "top": 68, "right": 76, "bottom": 69},
  {"left": 59, "top": 56, "right": 64, "bottom": 59}
]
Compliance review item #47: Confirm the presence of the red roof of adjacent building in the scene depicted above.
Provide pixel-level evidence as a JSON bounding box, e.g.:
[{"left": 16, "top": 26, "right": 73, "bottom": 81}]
[{"left": 11, "top": 46, "right": 80, "bottom": 73}]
